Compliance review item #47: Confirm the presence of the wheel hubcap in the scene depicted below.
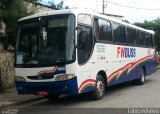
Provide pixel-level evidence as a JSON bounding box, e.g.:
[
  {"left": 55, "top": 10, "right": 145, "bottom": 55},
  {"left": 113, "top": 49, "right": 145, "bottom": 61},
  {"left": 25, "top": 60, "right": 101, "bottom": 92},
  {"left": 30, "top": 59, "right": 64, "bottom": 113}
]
[
  {"left": 97, "top": 80, "right": 104, "bottom": 95},
  {"left": 142, "top": 74, "right": 145, "bottom": 82},
  {"left": 141, "top": 70, "right": 145, "bottom": 83}
]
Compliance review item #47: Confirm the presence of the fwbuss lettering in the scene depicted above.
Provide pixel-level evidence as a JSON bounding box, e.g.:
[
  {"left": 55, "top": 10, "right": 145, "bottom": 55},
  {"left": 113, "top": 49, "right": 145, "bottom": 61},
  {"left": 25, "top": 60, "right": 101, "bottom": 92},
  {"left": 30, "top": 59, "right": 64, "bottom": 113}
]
[{"left": 117, "top": 47, "right": 136, "bottom": 58}]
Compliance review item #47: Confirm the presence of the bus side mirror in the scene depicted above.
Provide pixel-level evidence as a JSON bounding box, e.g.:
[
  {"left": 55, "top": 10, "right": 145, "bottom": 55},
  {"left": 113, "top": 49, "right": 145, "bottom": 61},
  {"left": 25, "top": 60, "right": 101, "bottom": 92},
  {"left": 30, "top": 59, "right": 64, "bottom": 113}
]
[{"left": 3, "top": 34, "right": 8, "bottom": 50}]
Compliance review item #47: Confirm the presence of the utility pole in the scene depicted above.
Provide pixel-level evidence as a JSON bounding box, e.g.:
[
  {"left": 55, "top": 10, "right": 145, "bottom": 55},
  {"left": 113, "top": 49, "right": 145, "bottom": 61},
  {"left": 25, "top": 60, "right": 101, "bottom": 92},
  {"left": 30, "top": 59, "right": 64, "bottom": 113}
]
[{"left": 102, "top": 0, "right": 104, "bottom": 14}]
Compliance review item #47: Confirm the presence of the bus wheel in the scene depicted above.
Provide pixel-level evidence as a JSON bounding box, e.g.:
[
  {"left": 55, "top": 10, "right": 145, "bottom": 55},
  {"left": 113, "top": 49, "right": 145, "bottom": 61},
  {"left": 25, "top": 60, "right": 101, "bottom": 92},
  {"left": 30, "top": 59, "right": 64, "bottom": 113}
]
[
  {"left": 45, "top": 95, "right": 60, "bottom": 101},
  {"left": 91, "top": 75, "right": 105, "bottom": 100},
  {"left": 135, "top": 68, "right": 145, "bottom": 85}
]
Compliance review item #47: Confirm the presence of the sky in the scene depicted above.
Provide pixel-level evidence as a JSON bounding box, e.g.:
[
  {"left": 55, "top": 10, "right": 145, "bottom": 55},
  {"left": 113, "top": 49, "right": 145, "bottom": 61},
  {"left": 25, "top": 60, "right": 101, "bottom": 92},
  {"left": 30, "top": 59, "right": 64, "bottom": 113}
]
[{"left": 45, "top": 0, "right": 160, "bottom": 23}]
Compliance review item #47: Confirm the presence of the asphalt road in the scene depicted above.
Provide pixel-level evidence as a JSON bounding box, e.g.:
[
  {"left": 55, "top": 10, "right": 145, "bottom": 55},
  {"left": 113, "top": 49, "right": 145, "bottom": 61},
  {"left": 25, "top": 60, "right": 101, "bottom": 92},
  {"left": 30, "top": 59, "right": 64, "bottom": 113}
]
[{"left": 8, "top": 69, "right": 160, "bottom": 114}]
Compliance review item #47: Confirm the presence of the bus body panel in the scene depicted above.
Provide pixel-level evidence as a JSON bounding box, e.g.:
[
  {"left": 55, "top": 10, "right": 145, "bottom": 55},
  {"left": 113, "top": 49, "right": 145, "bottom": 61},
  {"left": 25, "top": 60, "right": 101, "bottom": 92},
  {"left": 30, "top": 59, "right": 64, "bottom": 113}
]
[
  {"left": 77, "top": 43, "right": 156, "bottom": 93},
  {"left": 15, "top": 9, "right": 157, "bottom": 96},
  {"left": 15, "top": 65, "right": 79, "bottom": 95},
  {"left": 16, "top": 77, "right": 78, "bottom": 95}
]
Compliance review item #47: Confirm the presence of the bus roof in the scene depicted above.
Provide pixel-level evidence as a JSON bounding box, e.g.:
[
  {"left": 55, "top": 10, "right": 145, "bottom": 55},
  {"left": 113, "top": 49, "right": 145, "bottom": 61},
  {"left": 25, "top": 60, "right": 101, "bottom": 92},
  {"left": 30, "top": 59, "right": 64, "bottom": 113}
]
[{"left": 18, "top": 9, "right": 155, "bottom": 35}]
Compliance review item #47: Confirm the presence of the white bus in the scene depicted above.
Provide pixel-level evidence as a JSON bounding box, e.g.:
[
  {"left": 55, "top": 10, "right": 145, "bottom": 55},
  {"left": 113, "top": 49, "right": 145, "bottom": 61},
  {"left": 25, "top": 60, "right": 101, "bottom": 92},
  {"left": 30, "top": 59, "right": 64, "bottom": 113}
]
[{"left": 15, "top": 9, "right": 157, "bottom": 100}]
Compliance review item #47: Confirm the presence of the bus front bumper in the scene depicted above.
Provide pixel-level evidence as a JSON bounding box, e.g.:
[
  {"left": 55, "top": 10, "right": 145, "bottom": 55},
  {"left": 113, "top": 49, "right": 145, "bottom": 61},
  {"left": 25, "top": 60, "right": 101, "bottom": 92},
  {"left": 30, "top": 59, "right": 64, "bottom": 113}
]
[{"left": 15, "top": 77, "right": 78, "bottom": 95}]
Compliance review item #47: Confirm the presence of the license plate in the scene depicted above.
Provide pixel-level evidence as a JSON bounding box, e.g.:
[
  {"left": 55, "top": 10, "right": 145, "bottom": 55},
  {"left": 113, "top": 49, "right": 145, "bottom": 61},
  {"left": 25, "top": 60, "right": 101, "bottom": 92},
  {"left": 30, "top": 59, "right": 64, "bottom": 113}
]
[{"left": 37, "top": 91, "right": 48, "bottom": 95}]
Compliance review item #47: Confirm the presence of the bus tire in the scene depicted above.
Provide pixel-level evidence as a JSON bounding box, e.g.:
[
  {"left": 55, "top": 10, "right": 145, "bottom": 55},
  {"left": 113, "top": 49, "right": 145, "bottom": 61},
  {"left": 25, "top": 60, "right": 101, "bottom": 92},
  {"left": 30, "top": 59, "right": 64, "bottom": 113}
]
[
  {"left": 91, "top": 75, "right": 105, "bottom": 100},
  {"left": 135, "top": 68, "right": 145, "bottom": 85}
]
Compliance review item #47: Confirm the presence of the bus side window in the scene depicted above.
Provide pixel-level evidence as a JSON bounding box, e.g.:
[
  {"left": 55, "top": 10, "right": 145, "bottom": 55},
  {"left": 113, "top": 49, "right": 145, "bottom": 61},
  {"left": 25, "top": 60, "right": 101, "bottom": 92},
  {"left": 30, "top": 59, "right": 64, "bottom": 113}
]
[
  {"left": 145, "top": 33, "right": 153, "bottom": 47},
  {"left": 126, "top": 27, "right": 137, "bottom": 45},
  {"left": 99, "top": 19, "right": 112, "bottom": 42},
  {"left": 137, "top": 31, "right": 145, "bottom": 46},
  {"left": 112, "top": 23, "right": 126, "bottom": 44},
  {"left": 93, "top": 18, "right": 99, "bottom": 41},
  {"left": 151, "top": 35, "right": 155, "bottom": 47},
  {"left": 77, "top": 25, "right": 93, "bottom": 65}
]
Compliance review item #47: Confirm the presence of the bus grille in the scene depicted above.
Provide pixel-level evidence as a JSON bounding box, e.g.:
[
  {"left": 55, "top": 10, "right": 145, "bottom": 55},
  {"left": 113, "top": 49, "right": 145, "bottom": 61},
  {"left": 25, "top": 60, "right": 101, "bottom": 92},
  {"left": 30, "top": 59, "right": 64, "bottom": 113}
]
[{"left": 27, "top": 76, "right": 54, "bottom": 80}]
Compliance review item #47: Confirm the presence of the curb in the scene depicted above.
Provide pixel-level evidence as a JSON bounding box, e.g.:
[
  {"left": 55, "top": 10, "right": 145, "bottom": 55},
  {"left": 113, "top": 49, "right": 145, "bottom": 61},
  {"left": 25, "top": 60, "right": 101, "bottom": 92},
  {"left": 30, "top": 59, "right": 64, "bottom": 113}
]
[{"left": 0, "top": 96, "right": 45, "bottom": 108}]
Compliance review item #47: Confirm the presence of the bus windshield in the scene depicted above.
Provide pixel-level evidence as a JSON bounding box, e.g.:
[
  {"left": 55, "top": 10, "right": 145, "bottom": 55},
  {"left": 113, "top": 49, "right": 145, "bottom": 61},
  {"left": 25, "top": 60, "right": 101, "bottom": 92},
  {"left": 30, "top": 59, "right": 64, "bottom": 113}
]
[{"left": 16, "top": 14, "right": 75, "bottom": 67}]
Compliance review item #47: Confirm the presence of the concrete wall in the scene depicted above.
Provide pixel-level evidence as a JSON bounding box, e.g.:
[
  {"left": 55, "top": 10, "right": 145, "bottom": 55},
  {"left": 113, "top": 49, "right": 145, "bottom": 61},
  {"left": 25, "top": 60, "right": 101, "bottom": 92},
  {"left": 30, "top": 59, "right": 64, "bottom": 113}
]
[
  {"left": 0, "top": 51, "right": 15, "bottom": 91},
  {"left": 26, "top": 2, "right": 55, "bottom": 14}
]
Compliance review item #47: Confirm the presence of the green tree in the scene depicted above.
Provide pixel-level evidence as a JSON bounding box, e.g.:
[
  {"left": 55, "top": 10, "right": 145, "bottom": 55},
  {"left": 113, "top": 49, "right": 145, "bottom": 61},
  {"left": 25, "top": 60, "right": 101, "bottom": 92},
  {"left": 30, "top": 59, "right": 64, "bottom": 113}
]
[
  {"left": 1, "top": 0, "right": 26, "bottom": 33},
  {"left": 57, "top": 1, "right": 64, "bottom": 9},
  {"left": 0, "top": 0, "right": 39, "bottom": 48},
  {"left": 0, "top": 0, "right": 67, "bottom": 48},
  {"left": 48, "top": 0, "right": 68, "bottom": 10},
  {"left": 134, "top": 19, "right": 160, "bottom": 51}
]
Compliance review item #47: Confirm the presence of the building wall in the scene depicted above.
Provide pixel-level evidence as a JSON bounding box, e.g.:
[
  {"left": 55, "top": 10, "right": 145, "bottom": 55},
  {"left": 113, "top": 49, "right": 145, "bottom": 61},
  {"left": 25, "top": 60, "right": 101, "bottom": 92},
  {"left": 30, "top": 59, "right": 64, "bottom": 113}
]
[
  {"left": 0, "top": 51, "right": 15, "bottom": 90},
  {"left": 26, "top": 2, "right": 55, "bottom": 14}
]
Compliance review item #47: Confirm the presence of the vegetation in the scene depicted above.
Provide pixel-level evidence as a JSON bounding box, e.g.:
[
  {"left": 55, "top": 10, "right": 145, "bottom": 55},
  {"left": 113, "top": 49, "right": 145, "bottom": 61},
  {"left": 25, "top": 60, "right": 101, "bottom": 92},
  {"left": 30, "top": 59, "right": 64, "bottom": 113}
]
[
  {"left": 0, "top": 0, "right": 66, "bottom": 48},
  {"left": 49, "top": 0, "right": 67, "bottom": 10},
  {"left": 134, "top": 18, "right": 160, "bottom": 51},
  {"left": 0, "top": 0, "right": 39, "bottom": 47}
]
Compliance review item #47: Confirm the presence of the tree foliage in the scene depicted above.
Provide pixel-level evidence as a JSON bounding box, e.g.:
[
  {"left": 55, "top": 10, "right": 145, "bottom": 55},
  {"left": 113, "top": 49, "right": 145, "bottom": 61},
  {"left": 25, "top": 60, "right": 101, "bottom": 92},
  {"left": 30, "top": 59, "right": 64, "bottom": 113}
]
[
  {"left": 0, "top": 0, "right": 40, "bottom": 33},
  {"left": 0, "top": 0, "right": 40, "bottom": 48},
  {"left": 0, "top": 0, "right": 68, "bottom": 48},
  {"left": 48, "top": 0, "right": 67, "bottom": 10},
  {"left": 0, "top": 0, "right": 66, "bottom": 34},
  {"left": 0, "top": 0, "right": 38, "bottom": 49},
  {"left": 134, "top": 18, "right": 160, "bottom": 51}
]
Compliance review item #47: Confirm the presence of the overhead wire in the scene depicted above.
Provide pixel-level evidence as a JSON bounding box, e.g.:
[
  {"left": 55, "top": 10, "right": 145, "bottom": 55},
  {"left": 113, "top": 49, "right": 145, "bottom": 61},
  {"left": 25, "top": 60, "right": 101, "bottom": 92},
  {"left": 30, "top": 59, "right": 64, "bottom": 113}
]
[{"left": 104, "top": 0, "right": 160, "bottom": 10}]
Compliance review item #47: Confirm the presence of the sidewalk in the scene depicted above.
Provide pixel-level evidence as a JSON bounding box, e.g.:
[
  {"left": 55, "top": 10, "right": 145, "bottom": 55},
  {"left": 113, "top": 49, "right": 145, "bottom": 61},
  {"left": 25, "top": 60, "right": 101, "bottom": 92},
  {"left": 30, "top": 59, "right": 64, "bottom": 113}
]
[{"left": 0, "top": 88, "right": 43, "bottom": 107}]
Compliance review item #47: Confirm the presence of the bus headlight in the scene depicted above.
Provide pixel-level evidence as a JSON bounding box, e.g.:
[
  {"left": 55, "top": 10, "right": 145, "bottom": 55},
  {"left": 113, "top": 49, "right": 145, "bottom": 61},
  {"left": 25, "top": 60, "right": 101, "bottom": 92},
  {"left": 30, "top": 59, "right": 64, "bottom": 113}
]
[
  {"left": 15, "top": 76, "right": 26, "bottom": 82},
  {"left": 55, "top": 74, "right": 75, "bottom": 81}
]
